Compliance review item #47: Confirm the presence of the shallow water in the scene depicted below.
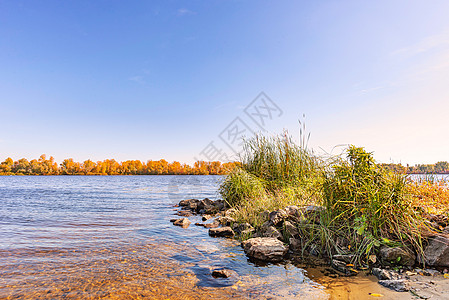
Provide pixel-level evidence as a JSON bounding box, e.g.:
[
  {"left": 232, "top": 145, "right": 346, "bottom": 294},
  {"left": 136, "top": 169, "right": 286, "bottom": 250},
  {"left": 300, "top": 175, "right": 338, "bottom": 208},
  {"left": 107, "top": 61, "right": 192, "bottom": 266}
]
[{"left": 0, "top": 175, "right": 329, "bottom": 299}]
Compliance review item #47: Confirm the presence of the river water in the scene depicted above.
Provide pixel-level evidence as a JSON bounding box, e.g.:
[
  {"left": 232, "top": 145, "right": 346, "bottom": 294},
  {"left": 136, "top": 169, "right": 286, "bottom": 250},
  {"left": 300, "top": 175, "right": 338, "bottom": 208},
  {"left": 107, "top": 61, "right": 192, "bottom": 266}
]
[{"left": 0, "top": 175, "right": 331, "bottom": 299}]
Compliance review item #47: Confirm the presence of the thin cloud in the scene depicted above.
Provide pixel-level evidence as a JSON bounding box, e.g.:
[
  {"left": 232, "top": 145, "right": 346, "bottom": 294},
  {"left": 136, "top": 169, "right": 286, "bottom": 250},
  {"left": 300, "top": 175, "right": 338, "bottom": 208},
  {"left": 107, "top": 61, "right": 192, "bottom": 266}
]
[
  {"left": 176, "top": 8, "right": 196, "bottom": 16},
  {"left": 128, "top": 76, "right": 145, "bottom": 85},
  {"left": 391, "top": 30, "right": 449, "bottom": 58}
]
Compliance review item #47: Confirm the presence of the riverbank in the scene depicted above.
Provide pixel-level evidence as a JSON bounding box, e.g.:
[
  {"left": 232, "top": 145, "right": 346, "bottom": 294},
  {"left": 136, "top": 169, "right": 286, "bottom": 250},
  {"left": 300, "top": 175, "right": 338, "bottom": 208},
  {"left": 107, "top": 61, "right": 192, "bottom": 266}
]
[{"left": 171, "top": 197, "right": 449, "bottom": 298}]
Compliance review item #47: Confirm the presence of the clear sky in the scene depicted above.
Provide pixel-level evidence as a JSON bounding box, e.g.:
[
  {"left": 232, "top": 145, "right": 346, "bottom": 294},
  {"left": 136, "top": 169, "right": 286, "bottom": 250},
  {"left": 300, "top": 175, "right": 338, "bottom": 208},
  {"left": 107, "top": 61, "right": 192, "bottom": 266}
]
[{"left": 1, "top": 0, "right": 449, "bottom": 165}]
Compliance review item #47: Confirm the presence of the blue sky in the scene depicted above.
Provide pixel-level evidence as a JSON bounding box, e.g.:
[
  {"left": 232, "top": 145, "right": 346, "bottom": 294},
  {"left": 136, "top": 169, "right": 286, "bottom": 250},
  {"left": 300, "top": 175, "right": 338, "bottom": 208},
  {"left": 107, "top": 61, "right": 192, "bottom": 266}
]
[{"left": 1, "top": 0, "right": 449, "bottom": 165}]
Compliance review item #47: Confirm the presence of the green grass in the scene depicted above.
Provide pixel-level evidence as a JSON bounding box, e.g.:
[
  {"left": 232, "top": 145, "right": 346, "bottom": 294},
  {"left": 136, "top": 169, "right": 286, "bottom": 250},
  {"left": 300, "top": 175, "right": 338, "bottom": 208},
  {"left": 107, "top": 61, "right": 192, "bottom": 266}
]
[{"left": 220, "top": 133, "right": 427, "bottom": 265}]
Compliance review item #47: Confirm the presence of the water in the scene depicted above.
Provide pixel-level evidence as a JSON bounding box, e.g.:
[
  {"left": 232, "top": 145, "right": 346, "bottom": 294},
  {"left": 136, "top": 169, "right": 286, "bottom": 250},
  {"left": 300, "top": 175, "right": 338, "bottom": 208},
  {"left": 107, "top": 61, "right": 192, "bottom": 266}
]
[{"left": 0, "top": 176, "right": 327, "bottom": 299}]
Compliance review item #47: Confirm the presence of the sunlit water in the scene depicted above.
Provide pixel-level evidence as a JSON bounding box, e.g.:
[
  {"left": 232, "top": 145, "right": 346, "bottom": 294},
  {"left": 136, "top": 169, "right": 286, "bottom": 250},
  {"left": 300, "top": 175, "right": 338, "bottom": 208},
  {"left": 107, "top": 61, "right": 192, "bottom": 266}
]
[{"left": 0, "top": 176, "right": 327, "bottom": 299}]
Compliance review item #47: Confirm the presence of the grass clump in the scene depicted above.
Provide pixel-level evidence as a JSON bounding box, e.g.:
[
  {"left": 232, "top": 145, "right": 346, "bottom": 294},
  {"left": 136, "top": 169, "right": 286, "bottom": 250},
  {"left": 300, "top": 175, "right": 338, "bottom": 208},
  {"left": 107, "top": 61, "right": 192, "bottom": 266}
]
[{"left": 220, "top": 133, "right": 433, "bottom": 266}]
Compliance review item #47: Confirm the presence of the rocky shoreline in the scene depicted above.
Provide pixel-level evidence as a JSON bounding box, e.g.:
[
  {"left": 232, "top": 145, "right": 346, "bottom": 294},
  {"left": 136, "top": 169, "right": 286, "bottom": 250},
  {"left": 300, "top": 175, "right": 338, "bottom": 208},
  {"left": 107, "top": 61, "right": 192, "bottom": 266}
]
[{"left": 171, "top": 198, "right": 449, "bottom": 296}]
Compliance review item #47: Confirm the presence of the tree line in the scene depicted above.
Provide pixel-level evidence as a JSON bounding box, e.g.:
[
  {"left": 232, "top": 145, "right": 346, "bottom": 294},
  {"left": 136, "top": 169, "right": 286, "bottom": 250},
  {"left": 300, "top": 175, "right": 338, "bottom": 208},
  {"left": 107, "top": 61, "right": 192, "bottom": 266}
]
[
  {"left": 0, "top": 155, "right": 239, "bottom": 175},
  {"left": 381, "top": 161, "right": 449, "bottom": 174}
]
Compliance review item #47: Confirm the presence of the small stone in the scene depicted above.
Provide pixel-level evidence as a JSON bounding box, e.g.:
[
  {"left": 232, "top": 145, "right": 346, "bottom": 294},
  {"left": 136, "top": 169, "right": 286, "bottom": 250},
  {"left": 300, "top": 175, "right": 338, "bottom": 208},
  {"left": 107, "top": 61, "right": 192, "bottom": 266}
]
[
  {"left": 259, "top": 222, "right": 283, "bottom": 241},
  {"left": 179, "top": 199, "right": 199, "bottom": 207},
  {"left": 282, "top": 221, "right": 299, "bottom": 237},
  {"left": 176, "top": 210, "right": 193, "bottom": 217},
  {"left": 204, "top": 221, "right": 220, "bottom": 229},
  {"left": 269, "top": 209, "right": 288, "bottom": 226},
  {"left": 372, "top": 268, "right": 399, "bottom": 280},
  {"left": 202, "top": 215, "right": 212, "bottom": 221},
  {"left": 209, "top": 227, "right": 235, "bottom": 238},
  {"left": 173, "top": 218, "right": 191, "bottom": 228},
  {"left": 211, "top": 268, "right": 238, "bottom": 278},
  {"left": 378, "top": 279, "right": 410, "bottom": 292},
  {"left": 332, "top": 254, "right": 355, "bottom": 264},
  {"left": 169, "top": 219, "right": 177, "bottom": 222},
  {"left": 218, "top": 216, "right": 235, "bottom": 226}
]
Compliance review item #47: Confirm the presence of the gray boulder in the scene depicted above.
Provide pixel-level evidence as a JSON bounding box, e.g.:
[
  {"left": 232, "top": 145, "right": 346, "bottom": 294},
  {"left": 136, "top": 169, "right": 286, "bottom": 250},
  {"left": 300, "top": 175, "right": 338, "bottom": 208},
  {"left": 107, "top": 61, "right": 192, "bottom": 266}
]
[
  {"left": 424, "top": 235, "right": 449, "bottom": 267},
  {"left": 241, "top": 237, "right": 288, "bottom": 262}
]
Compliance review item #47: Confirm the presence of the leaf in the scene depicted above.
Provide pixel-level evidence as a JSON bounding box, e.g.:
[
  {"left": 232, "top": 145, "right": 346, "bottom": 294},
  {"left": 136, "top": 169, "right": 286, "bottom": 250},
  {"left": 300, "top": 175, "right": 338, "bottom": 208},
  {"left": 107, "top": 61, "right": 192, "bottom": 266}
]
[
  {"left": 444, "top": 273, "right": 449, "bottom": 279},
  {"left": 369, "top": 293, "right": 384, "bottom": 297}
]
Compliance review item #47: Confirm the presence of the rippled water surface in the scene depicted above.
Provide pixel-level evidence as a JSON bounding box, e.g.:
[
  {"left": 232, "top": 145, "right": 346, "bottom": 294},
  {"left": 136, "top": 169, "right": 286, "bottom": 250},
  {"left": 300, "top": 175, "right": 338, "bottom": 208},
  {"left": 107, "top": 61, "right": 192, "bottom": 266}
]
[{"left": 0, "top": 176, "right": 328, "bottom": 299}]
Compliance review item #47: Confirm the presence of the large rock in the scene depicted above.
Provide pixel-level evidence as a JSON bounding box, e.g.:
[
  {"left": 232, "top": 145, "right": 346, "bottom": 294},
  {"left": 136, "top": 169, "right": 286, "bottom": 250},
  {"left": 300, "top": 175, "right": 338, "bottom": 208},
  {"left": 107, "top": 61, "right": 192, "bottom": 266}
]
[
  {"left": 269, "top": 209, "right": 288, "bottom": 226},
  {"left": 241, "top": 237, "right": 288, "bottom": 262},
  {"left": 209, "top": 227, "right": 235, "bottom": 238},
  {"left": 378, "top": 279, "right": 410, "bottom": 292},
  {"left": 379, "top": 246, "right": 416, "bottom": 266},
  {"left": 424, "top": 235, "right": 449, "bottom": 267},
  {"left": 173, "top": 218, "right": 191, "bottom": 228}
]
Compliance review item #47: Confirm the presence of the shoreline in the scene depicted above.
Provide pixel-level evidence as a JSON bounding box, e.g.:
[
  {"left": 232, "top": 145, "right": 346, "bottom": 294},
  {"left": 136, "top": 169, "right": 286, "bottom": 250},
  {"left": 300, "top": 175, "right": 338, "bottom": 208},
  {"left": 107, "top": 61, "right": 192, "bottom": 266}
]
[{"left": 171, "top": 197, "right": 449, "bottom": 298}]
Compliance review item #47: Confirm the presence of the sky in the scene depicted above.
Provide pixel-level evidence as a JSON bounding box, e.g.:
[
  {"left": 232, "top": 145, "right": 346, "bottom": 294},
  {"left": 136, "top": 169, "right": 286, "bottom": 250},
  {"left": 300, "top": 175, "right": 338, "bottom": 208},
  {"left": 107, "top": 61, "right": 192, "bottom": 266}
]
[{"left": 1, "top": 0, "right": 449, "bottom": 165}]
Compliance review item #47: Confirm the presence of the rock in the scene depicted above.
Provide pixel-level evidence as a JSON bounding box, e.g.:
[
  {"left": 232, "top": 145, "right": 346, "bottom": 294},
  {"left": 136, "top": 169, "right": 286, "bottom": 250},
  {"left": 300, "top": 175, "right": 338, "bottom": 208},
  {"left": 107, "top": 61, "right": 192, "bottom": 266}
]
[
  {"left": 218, "top": 216, "right": 235, "bottom": 226},
  {"left": 378, "top": 279, "right": 410, "bottom": 292},
  {"left": 179, "top": 199, "right": 199, "bottom": 207},
  {"left": 425, "top": 269, "right": 441, "bottom": 276},
  {"left": 187, "top": 201, "right": 199, "bottom": 211},
  {"left": 284, "top": 205, "right": 301, "bottom": 219},
  {"left": 379, "top": 246, "right": 416, "bottom": 266},
  {"left": 289, "top": 237, "right": 301, "bottom": 251},
  {"left": 209, "top": 227, "right": 235, "bottom": 238},
  {"left": 282, "top": 221, "right": 299, "bottom": 238},
  {"left": 424, "top": 235, "right": 449, "bottom": 267},
  {"left": 269, "top": 209, "right": 288, "bottom": 226},
  {"left": 211, "top": 268, "right": 238, "bottom": 278},
  {"left": 241, "top": 237, "right": 288, "bottom": 262},
  {"left": 214, "top": 200, "right": 225, "bottom": 211},
  {"left": 204, "top": 221, "right": 220, "bottom": 229},
  {"left": 331, "top": 260, "right": 348, "bottom": 273},
  {"left": 202, "top": 215, "right": 212, "bottom": 221},
  {"left": 372, "top": 268, "right": 399, "bottom": 280},
  {"left": 198, "top": 198, "right": 214, "bottom": 210},
  {"left": 233, "top": 223, "right": 254, "bottom": 235},
  {"left": 195, "top": 222, "right": 205, "bottom": 227},
  {"left": 259, "top": 222, "right": 283, "bottom": 241},
  {"left": 332, "top": 254, "right": 355, "bottom": 264},
  {"left": 169, "top": 218, "right": 177, "bottom": 222},
  {"left": 176, "top": 210, "right": 193, "bottom": 217},
  {"left": 173, "top": 218, "right": 191, "bottom": 228},
  {"left": 204, "top": 205, "right": 219, "bottom": 215},
  {"left": 224, "top": 208, "right": 237, "bottom": 217}
]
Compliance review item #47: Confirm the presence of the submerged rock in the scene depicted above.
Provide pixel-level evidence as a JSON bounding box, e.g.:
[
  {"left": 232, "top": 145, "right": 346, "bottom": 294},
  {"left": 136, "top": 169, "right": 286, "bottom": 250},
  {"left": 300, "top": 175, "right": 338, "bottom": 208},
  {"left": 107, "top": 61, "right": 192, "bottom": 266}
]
[
  {"left": 378, "top": 279, "right": 410, "bottom": 292},
  {"left": 211, "top": 268, "right": 238, "bottom": 278},
  {"left": 209, "top": 227, "right": 235, "bottom": 238},
  {"left": 173, "top": 218, "right": 191, "bottom": 228},
  {"left": 379, "top": 246, "right": 416, "bottom": 266},
  {"left": 424, "top": 235, "right": 449, "bottom": 267},
  {"left": 241, "top": 237, "right": 288, "bottom": 262}
]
